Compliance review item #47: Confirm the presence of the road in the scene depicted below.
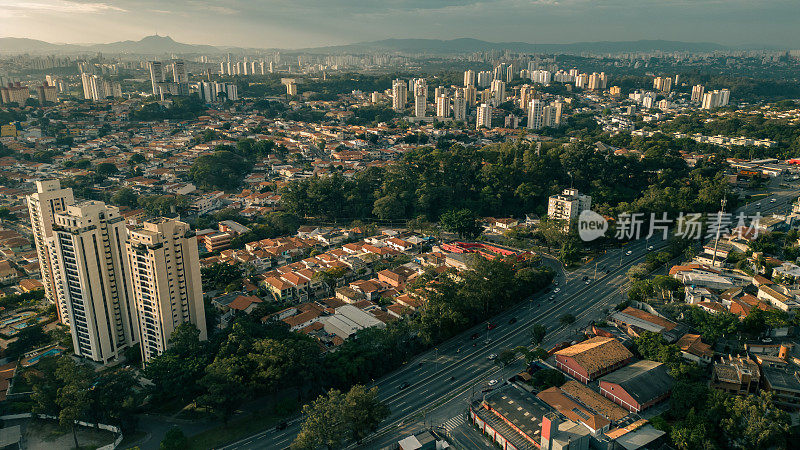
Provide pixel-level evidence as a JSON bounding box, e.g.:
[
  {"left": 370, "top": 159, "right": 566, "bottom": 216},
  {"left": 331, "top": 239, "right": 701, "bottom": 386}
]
[{"left": 221, "top": 184, "right": 800, "bottom": 450}]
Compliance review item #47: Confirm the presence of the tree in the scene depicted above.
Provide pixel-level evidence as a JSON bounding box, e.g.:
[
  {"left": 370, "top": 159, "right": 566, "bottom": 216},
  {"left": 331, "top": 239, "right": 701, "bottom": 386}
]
[
  {"left": 341, "top": 385, "right": 390, "bottom": 444},
  {"left": 529, "top": 323, "right": 547, "bottom": 345},
  {"left": 559, "top": 314, "right": 576, "bottom": 326},
  {"left": 719, "top": 391, "right": 790, "bottom": 449},
  {"left": 5, "top": 322, "right": 48, "bottom": 359},
  {"left": 144, "top": 324, "right": 210, "bottom": 403},
  {"left": 55, "top": 357, "right": 93, "bottom": 449},
  {"left": 111, "top": 188, "right": 138, "bottom": 209},
  {"left": 292, "top": 389, "right": 348, "bottom": 449},
  {"left": 161, "top": 426, "right": 188, "bottom": 450},
  {"left": 497, "top": 348, "right": 517, "bottom": 366},
  {"left": 95, "top": 162, "right": 118, "bottom": 177},
  {"left": 190, "top": 150, "right": 251, "bottom": 191},
  {"left": 198, "top": 356, "right": 250, "bottom": 424},
  {"left": 440, "top": 208, "right": 482, "bottom": 239}
]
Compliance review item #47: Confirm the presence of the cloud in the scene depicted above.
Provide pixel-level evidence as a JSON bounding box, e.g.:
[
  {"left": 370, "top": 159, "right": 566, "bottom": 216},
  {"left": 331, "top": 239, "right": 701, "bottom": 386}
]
[{"left": 0, "top": 0, "right": 125, "bottom": 14}]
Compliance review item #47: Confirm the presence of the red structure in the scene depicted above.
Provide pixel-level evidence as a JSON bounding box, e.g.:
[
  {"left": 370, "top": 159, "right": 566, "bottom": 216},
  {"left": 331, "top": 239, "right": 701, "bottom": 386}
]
[
  {"left": 441, "top": 241, "right": 527, "bottom": 261},
  {"left": 554, "top": 337, "right": 633, "bottom": 383}
]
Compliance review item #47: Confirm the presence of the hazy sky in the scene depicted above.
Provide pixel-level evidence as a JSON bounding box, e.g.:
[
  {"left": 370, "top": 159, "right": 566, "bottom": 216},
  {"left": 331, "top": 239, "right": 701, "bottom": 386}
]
[{"left": 1, "top": 0, "right": 798, "bottom": 48}]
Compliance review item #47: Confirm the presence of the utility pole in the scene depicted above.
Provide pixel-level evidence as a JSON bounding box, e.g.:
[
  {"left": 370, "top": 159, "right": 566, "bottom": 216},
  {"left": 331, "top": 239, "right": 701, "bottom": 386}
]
[{"left": 711, "top": 197, "right": 728, "bottom": 267}]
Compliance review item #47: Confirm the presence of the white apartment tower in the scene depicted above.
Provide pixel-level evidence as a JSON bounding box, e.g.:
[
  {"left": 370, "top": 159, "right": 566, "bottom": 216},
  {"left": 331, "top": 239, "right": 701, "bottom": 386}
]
[
  {"left": 490, "top": 79, "right": 506, "bottom": 105},
  {"left": 547, "top": 188, "right": 592, "bottom": 222},
  {"left": 126, "top": 218, "right": 206, "bottom": 363},
  {"left": 414, "top": 79, "right": 427, "bottom": 118},
  {"left": 452, "top": 90, "right": 467, "bottom": 121},
  {"left": 436, "top": 94, "right": 450, "bottom": 118},
  {"left": 464, "top": 70, "right": 475, "bottom": 87},
  {"left": 27, "top": 180, "right": 74, "bottom": 320},
  {"left": 476, "top": 103, "right": 492, "bottom": 129},
  {"left": 528, "top": 99, "right": 544, "bottom": 130},
  {"left": 50, "top": 201, "right": 139, "bottom": 364},
  {"left": 691, "top": 85, "right": 705, "bottom": 103},
  {"left": 392, "top": 79, "right": 407, "bottom": 112}
]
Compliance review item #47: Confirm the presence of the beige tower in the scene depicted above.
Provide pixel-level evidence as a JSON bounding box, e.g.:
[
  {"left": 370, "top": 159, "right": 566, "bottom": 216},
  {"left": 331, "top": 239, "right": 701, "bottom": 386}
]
[
  {"left": 51, "top": 201, "right": 138, "bottom": 364},
  {"left": 26, "top": 180, "right": 74, "bottom": 322},
  {"left": 126, "top": 218, "right": 206, "bottom": 363}
]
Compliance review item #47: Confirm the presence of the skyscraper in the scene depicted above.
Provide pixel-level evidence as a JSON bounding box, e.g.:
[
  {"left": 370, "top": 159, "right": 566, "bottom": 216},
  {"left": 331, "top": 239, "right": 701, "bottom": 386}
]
[
  {"left": 27, "top": 180, "right": 74, "bottom": 321},
  {"left": 149, "top": 61, "right": 164, "bottom": 95},
  {"left": 126, "top": 218, "right": 206, "bottom": 363},
  {"left": 50, "top": 201, "right": 139, "bottom": 364},
  {"left": 392, "top": 79, "right": 407, "bottom": 112},
  {"left": 172, "top": 59, "right": 189, "bottom": 95},
  {"left": 528, "top": 99, "right": 544, "bottom": 130},
  {"left": 490, "top": 79, "right": 506, "bottom": 105},
  {"left": 691, "top": 85, "right": 705, "bottom": 103}
]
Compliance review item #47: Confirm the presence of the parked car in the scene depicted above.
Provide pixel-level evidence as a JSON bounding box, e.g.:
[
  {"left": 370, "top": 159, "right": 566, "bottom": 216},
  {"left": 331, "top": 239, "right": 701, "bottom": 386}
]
[
  {"left": 508, "top": 317, "right": 518, "bottom": 324},
  {"left": 488, "top": 379, "right": 498, "bottom": 386},
  {"left": 399, "top": 381, "right": 411, "bottom": 390}
]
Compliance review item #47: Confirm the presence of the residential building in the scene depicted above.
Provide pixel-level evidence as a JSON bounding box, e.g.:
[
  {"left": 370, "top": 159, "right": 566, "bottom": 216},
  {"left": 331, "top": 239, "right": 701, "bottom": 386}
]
[
  {"left": 413, "top": 79, "right": 427, "bottom": 118},
  {"left": 392, "top": 79, "right": 407, "bottom": 112},
  {"left": 476, "top": 103, "right": 492, "bottom": 128},
  {"left": 691, "top": 84, "right": 705, "bottom": 103},
  {"left": 50, "top": 201, "right": 138, "bottom": 364},
  {"left": 148, "top": 61, "right": 164, "bottom": 95},
  {"left": 452, "top": 90, "right": 466, "bottom": 121},
  {"left": 547, "top": 188, "right": 591, "bottom": 222},
  {"left": 27, "top": 180, "right": 74, "bottom": 319},
  {"left": 126, "top": 218, "right": 207, "bottom": 363},
  {"left": 435, "top": 94, "right": 449, "bottom": 118},
  {"left": 711, "top": 354, "right": 760, "bottom": 395}
]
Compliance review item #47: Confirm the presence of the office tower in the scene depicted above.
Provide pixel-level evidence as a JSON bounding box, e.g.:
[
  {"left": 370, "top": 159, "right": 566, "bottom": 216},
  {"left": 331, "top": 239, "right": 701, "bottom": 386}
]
[
  {"left": 81, "top": 73, "right": 93, "bottom": 100},
  {"left": 126, "top": 218, "right": 206, "bottom": 363},
  {"left": 691, "top": 85, "right": 705, "bottom": 103},
  {"left": 434, "top": 86, "right": 446, "bottom": 99},
  {"left": 528, "top": 99, "right": 544, "bottom": 130},
  {"left": 506, "top": 65, "right": 515, "bottom": 82},
  {"left": 259, "top": 61, "right": 265, "bottom": 75},
  {"left": 27, "top": 180, "right": 75, "bottom": 320},
  {"left": 490, "top": 79, "right": 506, "bottom": 105},
  {"left": 476, "top": 103, "right": 492, "bottom": 128},
  {"left": 520, "top": 85, "right": 535, "bottom": 110},
  {"left": 653, "top": 76, "right": 672, "bottom": 92},
  {"left": 452, "top": 91, "right": 466, "bottom": 121},
  {"left": 37, "top": 82, "right": 58, "bottom": 104},
  {"left": 0, "top": 82, "right": 30, "bottom": 105},
  {"left": 392, "top": 79, "right": 407, "bottom": 112},
  {"left": 225, "top": 83, "right": 238, "bottom": 101},
  {"left": 149, "top": 61, "right": 164, "bottom": 95},
  {"left": 464, "top": 69, "right": 475, "bottom": 87},
  {"left": 414, "top": 79, "right": 427, "bottom": 118},
  {"left": 464, "top": 85, "right": 477, "bottom": 106},
  {"left": 436, "top": 94, "right": 450, "bottom": 118},
  {"left": 286, "top": 82, "right": 297, "bottom": 96},
  {"left": 50, "top": 201, "right": 138, "bottom": 364}
]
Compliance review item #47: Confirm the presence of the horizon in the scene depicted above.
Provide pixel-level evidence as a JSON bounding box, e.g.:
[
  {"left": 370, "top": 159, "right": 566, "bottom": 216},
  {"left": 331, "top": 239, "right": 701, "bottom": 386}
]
[{"left": 0, "top": 0, "right": 798, "bottom": 49}]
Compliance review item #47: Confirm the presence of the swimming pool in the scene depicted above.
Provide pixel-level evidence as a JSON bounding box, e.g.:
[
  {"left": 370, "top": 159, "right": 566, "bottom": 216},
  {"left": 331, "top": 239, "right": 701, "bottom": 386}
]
[{"left": 27, "top": 348, "right": 62, "bottom": 365}]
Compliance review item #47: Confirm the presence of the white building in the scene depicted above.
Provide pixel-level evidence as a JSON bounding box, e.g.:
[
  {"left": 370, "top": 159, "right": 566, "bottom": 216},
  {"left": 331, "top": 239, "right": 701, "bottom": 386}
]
[
  {"left": 452, "top": 91, "right": 467, "bottom": 121},
  {"left": 435, "top": 94, "right": 450, "bottom": 118},
  {"left": 392, "top": 79, "right": 407, "bottom": 112},
  {"left": 413, "top": 79, "right": 427, "bottom": 118},
  {"left": 27, "top": 180, "right": 74, "bottom": 318},
  {"left": 691, "top": 85, "right": 705, "bottom": 103},
  {"left": 528, "top": 99, "right": 544, "bottom": 130},
  {"left": 547, "top": 188, "right": 591, "bottom": 222},
  {"left": 126, "top": 218, "right": 207, "bottom": 363},
  {"left": 51, "top": 201, "right": 139, "bottom": 364},
  {"left": 476, "top": 103, "right": 492, "bottom": 129}
]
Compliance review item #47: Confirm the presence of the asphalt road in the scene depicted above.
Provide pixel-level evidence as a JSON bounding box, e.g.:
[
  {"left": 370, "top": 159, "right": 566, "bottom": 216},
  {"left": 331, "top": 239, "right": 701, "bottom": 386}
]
[{"left": 220, "top": 184, "right": 800, "bottom": 450}]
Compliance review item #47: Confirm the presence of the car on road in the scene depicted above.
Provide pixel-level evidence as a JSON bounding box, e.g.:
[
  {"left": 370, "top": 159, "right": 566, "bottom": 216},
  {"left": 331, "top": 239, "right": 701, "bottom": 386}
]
[
  {"left": 487, "top": 322, "right": 498, "bottom": 330},
  {"left": 585, "top": 280, "right": 591, "bottom": 284},
  {"left": 275, "top": 421, "right": 288, "bottom": 431},
  {"left": 549, "top": 295, "right": 555, "bottom": 301},
  {"left": 582, "top": 275, "right": 588, "bottom": 281},
  {"left": 399, "top": 381, "right": 411, "bottom": 390},
  {"left": 488, "top": 379, "right": 498, "bottom": 386},
  {"left": 647, "top": 245, "right": 654, "bottom": 251},
  {"left": 488, "top": 353, "right": 497, "bottom": 360},
  {"left": 755, "top": 203, "right": 761, "bottom": 208},
  {"left": 508, "top": 317, "right": 518, "bottom": 324},
  {"left": 626, "top": 250, "right": 633, "bottom": 256},
  {"left": 471, "top": 333, "right": 480, "bottom": 340},
  {"left": 553, "top": 287, "right": 561, "bottom": 293},
  {"left": 771, "top": 198, "right": 777, "bottom": 203}
]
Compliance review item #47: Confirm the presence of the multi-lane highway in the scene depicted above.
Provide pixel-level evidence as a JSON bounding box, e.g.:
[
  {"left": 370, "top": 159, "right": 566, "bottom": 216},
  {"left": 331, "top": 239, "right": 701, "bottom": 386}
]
[{"left": 222, "top": 184, "right": 800, "bottom": 450}]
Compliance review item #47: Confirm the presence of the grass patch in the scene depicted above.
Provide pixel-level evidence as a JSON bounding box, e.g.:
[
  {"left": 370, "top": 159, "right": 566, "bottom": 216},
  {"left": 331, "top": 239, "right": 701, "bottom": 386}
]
[{"left": 187, "top": 399, "right": 299, "bottom": 450}]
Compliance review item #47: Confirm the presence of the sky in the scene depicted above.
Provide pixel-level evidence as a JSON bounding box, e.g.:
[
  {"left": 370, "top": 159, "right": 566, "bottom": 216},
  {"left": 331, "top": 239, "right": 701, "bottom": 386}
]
[{"left": 0, "top": 0, "right": 798, "bottom": 49}]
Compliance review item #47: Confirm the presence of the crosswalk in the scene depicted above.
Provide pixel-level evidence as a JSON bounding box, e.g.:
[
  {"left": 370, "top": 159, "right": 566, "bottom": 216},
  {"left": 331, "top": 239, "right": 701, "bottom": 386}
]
[{"left": 441, "top": 414, "right": 466, "bottom": 431}]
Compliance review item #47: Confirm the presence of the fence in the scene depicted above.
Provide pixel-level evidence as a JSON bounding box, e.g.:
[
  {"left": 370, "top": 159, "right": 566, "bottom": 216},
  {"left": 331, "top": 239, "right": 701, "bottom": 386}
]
[{"left": 0, "top": 413, "right": 123, "bottom": 449}]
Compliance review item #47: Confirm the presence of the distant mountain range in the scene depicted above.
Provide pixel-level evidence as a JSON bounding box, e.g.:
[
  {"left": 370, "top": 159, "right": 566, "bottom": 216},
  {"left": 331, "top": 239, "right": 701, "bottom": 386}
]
[{"left": 0, "top": 35, "right": 778, "bottom": 56}]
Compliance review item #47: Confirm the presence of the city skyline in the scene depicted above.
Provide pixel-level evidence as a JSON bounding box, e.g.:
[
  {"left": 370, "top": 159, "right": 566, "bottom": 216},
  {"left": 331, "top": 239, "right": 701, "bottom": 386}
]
[{"left": 0, "top": 0, "right": 798, "bottom": 49}]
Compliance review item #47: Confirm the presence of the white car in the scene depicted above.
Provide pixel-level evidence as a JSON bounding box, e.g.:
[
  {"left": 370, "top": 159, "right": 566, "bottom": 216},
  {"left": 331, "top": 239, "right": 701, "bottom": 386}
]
[
  {"left": 488, "top": 353, "right": 497, "bottom": 360},
  {"left": 553, "top": 287, "right": 561, "bottom": 293},
  {"left": 488, "top": 379, "right": 498, "bottom": 386},
  {"left": 771, "top": 198, "right": 777, "bottom": 203},
  {"left": 755, "top": 203, "right": 761, "bottom": 208},
  {"left": 647, "top": 245, "right": 654, "bottom": 251},
  {"left": 626, "top": 250, "right": 632, "bottom": 256}
]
